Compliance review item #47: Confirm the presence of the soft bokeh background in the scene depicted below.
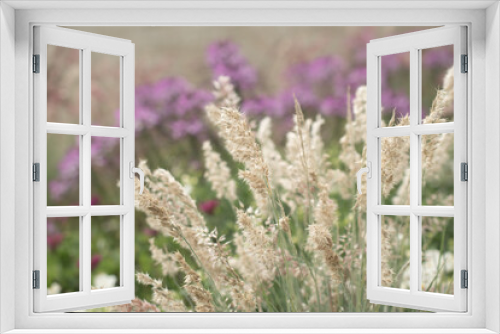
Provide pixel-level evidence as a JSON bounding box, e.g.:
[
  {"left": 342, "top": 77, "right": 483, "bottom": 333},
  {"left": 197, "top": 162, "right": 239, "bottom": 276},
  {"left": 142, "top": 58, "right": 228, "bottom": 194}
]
[{"left": 45, "top": 26, "right": 454, "bottom": 311}]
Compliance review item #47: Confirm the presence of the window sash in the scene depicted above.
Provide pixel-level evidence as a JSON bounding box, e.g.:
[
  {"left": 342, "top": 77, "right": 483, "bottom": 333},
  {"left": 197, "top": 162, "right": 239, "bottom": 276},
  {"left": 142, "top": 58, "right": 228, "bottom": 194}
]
[
  {"left": 33, "top": 25, "right": 136, "bottom": 313},
  {"left": 366, "top": 26, "right": 468, "bottom": 312}
]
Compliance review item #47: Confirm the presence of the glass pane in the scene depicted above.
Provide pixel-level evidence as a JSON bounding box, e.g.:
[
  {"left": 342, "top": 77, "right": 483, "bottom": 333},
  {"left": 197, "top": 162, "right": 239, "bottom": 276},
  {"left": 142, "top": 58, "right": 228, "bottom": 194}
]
[
  {"left": 380, "top": 52, "right": 410, "bottom": 127},
  {"left": 381, "top": 136, "right": 410, "bottom": 205},
  {"left": 421, "top": 217, "right": 454, "bottom": 294},
  {"left": 91, "top": 137, "right": 121, "bottom": 205},
  {"left": 421, "top": 45, "right": 454, "bottom": 123},
  {"left": 380, "top": 215, "right": 410, "bottom": 290},
  {"left": 92, "top": 52, "right": 121, "bottom": 127},
  {"left": 47, "top": 217, "right": 80, "bottom": 294},
  {"left": 47, "top": 45, "right": 80, "bottom": 124},
  {"left": 421, "top": 133, "right": 454, "bottom": 206},
  {"left": 47, "top": 134, "right": 80, "bottom": 206},
  {"left": 91, "top": 216, "right": 120, "bottom": 290}
]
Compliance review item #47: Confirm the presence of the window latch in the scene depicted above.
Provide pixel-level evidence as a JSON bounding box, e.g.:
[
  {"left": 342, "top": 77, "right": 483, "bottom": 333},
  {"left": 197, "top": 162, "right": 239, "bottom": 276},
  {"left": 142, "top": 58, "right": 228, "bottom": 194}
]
[
  {"left": 129, "top": 162, "right": 144, "bottom": 194},
  {"left": 356, "top": 161, "right": 372, "bottom": 194}
]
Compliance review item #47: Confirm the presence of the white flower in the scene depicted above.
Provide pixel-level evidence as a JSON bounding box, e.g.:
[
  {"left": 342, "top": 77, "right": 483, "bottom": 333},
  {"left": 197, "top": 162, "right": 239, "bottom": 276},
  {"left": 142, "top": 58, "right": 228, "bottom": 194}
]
[
  {"left": 93, "top": 273, "right": 117, "bottom": 289},
  {"left": 47, "top": 282, "right": 61, "bottom": 295},
  {"left": 422, "top": 250, "right": 454, "bottom": 288}
]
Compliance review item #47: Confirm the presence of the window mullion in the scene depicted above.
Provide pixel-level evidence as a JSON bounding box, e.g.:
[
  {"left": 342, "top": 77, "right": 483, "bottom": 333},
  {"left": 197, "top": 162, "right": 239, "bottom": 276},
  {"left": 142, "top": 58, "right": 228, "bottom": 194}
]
[
  {"left": 81, "top": 47, "right": 92, "bottom": 294},
  {"left": 409, "top": 47, "right": 420, "bottom": 294}
]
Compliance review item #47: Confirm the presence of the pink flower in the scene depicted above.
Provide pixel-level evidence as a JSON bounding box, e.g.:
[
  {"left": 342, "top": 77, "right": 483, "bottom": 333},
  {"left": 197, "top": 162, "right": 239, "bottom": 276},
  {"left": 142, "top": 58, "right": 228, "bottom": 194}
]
[
  {"left": 91, "top": 196, "right": 101, "bottom": 205},
  {"left": 143, "top": 228, "right": 158, "bottom": 237},
  {"left": 199, "top": 200, "right": 219, "bottom": 215}
]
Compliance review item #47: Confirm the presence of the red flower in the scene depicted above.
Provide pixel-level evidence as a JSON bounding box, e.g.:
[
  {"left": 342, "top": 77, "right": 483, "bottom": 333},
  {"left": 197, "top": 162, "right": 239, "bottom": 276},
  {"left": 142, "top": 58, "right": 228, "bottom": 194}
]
[
  {"left": 91, "top": 254, "right": 102, "bottom": 270},
  {"left": 199, "top": 199, "right": 219, "bottom": 215},
  {"left": 47, "top": 233, "right": 64, "bottom": 251}
]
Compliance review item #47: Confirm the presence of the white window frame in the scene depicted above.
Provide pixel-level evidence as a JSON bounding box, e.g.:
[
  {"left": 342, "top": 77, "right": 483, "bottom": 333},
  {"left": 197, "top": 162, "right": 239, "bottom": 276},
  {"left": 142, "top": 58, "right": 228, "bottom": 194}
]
[{"left": 1, "top": 1, "right": 499, "bottom": 333}]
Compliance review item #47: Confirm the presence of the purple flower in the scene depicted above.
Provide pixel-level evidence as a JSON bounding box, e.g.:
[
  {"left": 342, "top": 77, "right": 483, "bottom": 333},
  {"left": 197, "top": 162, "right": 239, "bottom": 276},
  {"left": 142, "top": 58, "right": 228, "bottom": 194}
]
[
  {"left": 242, "top": 96, "right": 286, "bottom": 118},
  {"left": 283, "top": 56, "right": 349, "bottom": 117},
  {"left": 320, "top": 97, "right": 347, "bottom": 117},
  {"left": 47, "top": 218, "right": 65, "bottom": 251},
  {"left": 48, "top": 142, "right": 80, "bottom": 201},
  {"left": 91, "top": 136, "right": 117, "bottom": 167},
  {"left": 169, "top": 119, "right": 205, "bottom": 140},
  {"left": 347, "top": 67, "right": 367, "bottom": 89},
  {"left": 58, "top": 146, "right": 79, "bottom": 179},
  {"left": 49, "top": 180, "right": 72, "bottom": 201},
  {"left": 422, "top": 46, "right": 453, "bottom": 68},
  {"left": 380, "top": 90, "right": 410, "bottom": 117},
  {"left": 206, "top": 41, "right": 257, "bottom": 91},
  {"left": 134, "top": 77, "right": 213, "bottom": 139}
]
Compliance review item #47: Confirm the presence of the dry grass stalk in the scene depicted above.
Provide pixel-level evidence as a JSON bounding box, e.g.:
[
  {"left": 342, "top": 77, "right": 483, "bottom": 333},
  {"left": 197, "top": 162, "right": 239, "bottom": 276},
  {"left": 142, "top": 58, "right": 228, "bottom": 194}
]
[
  {"left": 130, "top": 69, "right": 454, "bottom": 313},
  {"left": 174, "top": 252, "right": 215, "bottom": 312},
  {"left": 380, "top": 112, "right": 410, "bottom": 197},
  {"left": 202, "top": 141, "right": 237, "bottom": 202},
  {"left": 380, "top": 221, "right": 395, "bottom": 287},
  {"left": 212, "top": 75, "right": 240, "bottom": 108},
  {"left": 206, "top": 104, "right": 271, "bottom": 214}
]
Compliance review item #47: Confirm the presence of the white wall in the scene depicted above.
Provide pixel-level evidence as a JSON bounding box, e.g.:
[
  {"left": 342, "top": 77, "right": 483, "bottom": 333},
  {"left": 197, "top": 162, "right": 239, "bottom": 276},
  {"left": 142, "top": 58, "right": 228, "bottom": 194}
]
[
  {"left": 0, "top": 2, "right": 16, "bottom": 333},
  {"left": 485, "top": 2, "right": 500, "bottom": 333}
]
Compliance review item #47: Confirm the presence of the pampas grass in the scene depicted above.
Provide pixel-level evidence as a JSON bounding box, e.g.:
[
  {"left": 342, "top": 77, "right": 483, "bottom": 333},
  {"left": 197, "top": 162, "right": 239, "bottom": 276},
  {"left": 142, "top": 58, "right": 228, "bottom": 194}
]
[{"left": 111, "top": 71, "right": 455, "bottom": 313}]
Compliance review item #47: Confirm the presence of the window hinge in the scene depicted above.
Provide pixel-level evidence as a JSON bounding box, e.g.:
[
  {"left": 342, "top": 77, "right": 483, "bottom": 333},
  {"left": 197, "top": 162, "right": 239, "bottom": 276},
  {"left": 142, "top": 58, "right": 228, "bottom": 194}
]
[
  {"left": 461, "top": 162, "right": 468, "bottom": 181},
  {"left": 33, "top": 270, "right": 40, "bottom": 289},
  {"left": 33, "top": 54, "right": 40, "bottom": 73},
  {"left": 461, "top": 54, "right": 468, "bottom": 73},
  {"left": 33, "top": 163, "right": 40, "bottom": 182},
  {"left": 461, "top": 270, "right": 468, "bottom": 289}
]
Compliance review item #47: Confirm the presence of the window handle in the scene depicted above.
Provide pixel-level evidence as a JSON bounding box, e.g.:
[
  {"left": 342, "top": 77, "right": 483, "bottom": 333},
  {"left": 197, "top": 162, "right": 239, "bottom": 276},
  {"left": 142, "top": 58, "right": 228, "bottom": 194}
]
[
  {"left": 356, "top": 162, "right": 372, "bottom": 194},
  {"left": 129, "top": 162, "right": 145, "bottom": 194}
]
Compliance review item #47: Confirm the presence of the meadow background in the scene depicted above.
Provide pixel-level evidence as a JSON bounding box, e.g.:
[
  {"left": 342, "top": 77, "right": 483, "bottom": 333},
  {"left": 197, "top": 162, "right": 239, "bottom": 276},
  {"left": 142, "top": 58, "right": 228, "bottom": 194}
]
[{"left": 45, "top": 26, "right": 454, "bottom": 312}]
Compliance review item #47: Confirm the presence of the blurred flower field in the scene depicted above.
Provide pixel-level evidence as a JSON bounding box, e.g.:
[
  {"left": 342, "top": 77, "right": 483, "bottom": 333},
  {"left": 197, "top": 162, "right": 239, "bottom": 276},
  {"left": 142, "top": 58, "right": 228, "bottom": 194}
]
[{"left": 45, "top": 26, "right": 455, "bottom": 312}]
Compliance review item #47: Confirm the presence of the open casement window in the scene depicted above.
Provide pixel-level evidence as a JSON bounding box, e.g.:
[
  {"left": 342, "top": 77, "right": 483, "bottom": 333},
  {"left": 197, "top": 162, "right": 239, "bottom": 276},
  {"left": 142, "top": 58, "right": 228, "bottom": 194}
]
[
  {"left": 362, "top": 26, "right": 467, "bottom": 312},
  {"left": 33, "top": 26, "right": 140, "bottom": 312}
]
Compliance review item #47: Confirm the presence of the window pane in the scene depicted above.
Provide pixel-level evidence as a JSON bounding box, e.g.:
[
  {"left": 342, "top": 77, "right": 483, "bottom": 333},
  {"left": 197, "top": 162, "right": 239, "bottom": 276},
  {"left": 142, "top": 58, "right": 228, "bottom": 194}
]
[
  {"left": 380, "top": 52, "right": 410, "bottom": 127},
  {"left": 91, "top": 137, "right": 121, "bottom": 205},
  {"left": 47, "top": 217, "right": 80, "bottom": 294},
  {"left": 47, "top": 45, "right": 80, "bottom": 124},
  {"left": 47, "top": 134, "right": 80, "bottom": 206},
  {"left": 92, "top": 52, "right": 121, "bottom": 127},
  {"left": 381, "top": 136, "right": 410, "bottom": 205},
  {"left": 421, "top": 45, "right": 454, "bottom": 123},
  {"left": 91, "top": 216, "right": 120, "bottom": 290},
  {"left": 421, "top": 133, "right": 454, "bottom": 206},
  {"left": 380, "top": 216, "right": 410, "bottom": 290},
  {"left": 421, "top": 217, "right": 454, "bottom": 295}
]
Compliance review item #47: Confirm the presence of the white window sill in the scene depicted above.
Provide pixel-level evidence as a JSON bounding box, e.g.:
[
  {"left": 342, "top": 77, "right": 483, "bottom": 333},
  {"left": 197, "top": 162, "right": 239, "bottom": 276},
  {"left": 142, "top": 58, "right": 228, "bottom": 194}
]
[{"left": 3, "top": 329, "right": 498, "bottom": 334}]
